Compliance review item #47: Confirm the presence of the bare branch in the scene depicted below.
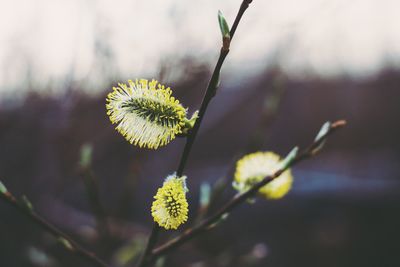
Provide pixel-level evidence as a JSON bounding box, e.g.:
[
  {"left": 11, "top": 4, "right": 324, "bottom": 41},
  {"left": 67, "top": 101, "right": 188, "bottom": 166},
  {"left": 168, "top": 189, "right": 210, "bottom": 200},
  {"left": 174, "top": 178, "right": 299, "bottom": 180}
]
[
  {"left": 0, "top": 190, "right": 109, "bottom": 267},
  {"left": 148, "top": 120, "right": 346, "bottom": 261},
  {"left": 137, "top": 1, "right": 254, "bottom": 266}
]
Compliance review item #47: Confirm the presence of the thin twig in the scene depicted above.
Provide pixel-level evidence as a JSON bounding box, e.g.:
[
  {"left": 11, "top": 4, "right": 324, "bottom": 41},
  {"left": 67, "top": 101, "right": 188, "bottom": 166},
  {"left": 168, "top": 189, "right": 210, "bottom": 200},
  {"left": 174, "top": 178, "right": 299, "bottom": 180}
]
[
  {"left": 148, "top": 120, "right": 346, "bottom": 260},
  {"left": 203, "top": 70, "right": 289, "bottom": 214},
  {"left": 136, "top": 223, "right": 160, "bottom": 266},
  {"left": 176, "top": 0, "right": 253, "bottom": 176},
  {"left": 0, "top": 190, "right": 109, "bottom": 267},
  {"left": 137, "top": 1, "right": 254, "bottom": 266}
]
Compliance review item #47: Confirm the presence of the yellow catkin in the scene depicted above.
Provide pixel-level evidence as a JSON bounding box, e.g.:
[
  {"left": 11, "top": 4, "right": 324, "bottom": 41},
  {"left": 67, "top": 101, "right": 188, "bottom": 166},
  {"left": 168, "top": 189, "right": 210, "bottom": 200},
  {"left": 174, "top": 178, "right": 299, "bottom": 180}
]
[
  {"left": 151, "top": 175, "right": 189, "bottom": 230},
  {"left": 233, "top": 152, "right": 293, "bottom": 199},
  {"left": 106, "top": 79, "right": 187, "bottom": 149}
]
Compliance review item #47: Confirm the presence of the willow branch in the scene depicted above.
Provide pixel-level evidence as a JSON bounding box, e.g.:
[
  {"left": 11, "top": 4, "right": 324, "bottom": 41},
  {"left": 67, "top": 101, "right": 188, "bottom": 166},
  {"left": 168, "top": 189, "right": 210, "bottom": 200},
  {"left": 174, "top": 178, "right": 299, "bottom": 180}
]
[
  {"left": 137, "top": 1, "right": 254, "bottom": 266},
  {"left": 136, "top": 223, "right": 160, "bottom": 266},
  {"left": 149, "top": 120, "right": 346, "bottom": 260},
  {"left": 176, "top": 0, "right": 253, "bottom": 176},
  {"left": 0, "top": 190, "right": 109, "bottom": 267}
]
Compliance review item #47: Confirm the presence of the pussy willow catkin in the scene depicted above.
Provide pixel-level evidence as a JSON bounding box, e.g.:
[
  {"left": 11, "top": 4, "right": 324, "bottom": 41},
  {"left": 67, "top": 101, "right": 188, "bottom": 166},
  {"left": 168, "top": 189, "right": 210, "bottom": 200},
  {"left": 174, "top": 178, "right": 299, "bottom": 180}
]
[
  {"left": 106, "top": 79, "right": 188, "bottom": 149},
  {"left": 233, "top": 152, "right": 293, "bottom": 199},
  {"left": 151, "top": 175, "right": 189, "bottom": 230}
]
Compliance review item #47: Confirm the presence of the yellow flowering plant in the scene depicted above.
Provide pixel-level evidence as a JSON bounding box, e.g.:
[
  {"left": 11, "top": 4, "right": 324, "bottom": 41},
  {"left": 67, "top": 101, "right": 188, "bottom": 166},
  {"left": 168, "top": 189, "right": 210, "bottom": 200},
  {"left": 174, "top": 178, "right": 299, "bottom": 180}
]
[
  {"left": 106, "top": 79, "right": 196, "bottom": 149},
  {"left": 233, "top": 152, "right": 293, "bottom": 199},
  {"left": 0, "top": 1, "right": 347, "bottom": 267},
  {"left": 151, "top": 175, "right": 189, "bottom": 230},
  {"left": 102, "top": 2, "right": 346, "bottom": 266}
]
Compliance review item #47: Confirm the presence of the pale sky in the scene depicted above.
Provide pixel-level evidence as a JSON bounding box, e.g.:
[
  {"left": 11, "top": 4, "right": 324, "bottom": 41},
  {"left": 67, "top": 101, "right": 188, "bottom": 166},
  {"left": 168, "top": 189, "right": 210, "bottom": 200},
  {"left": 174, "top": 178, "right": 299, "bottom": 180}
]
[{"left": 0, "top": 0, "right": 399, "bottom": 95}]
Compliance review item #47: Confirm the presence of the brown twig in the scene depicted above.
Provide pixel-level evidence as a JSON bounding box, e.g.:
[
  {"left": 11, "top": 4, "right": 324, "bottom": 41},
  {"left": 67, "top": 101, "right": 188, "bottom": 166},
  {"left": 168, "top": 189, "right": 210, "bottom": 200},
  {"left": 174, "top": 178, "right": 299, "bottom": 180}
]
[
  {"left": 0, "top": 190, "right": 109, "bottom": 267},
  {"left": 136, "top": 223, "right": 160, "bottom": 266},
  {"left": 136, "top": 1, "right": 254, "bottom": 266},
  {"left": 176, "top": 0, "right": 253, "bottom": 177},
  {"left": 147, "top": 120, "right": 346, "bottom": 261},
  {"left": 203, "top": 70, "right": 289, "bottom": 215}
]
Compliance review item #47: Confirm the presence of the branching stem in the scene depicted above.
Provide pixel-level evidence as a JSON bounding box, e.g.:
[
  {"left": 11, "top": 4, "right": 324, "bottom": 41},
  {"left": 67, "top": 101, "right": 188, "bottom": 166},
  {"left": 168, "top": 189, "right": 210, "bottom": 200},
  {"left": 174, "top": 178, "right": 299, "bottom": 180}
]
[
  {"left": 0, "top": 191, "right": 108, "bottom": 267},
  {"left": 137, "top": 1, "right": 254, "bottom": 266},
  {"left": 148, "top": 120, "right": 346, "bottom": 262}
]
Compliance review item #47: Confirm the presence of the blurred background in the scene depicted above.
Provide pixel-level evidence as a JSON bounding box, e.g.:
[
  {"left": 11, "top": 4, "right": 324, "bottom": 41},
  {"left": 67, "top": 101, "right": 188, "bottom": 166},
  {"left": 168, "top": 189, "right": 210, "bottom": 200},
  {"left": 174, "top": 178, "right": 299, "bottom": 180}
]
[{"left": 1, "top": 0, "right": 400, "bottom": 266}]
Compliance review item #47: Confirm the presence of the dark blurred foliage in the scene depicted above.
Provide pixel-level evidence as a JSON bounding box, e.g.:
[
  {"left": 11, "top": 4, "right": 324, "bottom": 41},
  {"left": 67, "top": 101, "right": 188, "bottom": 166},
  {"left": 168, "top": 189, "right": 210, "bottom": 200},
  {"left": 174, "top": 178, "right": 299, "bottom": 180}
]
[{"left": 0, "top": 65, "right": 400, "bottom": 267}]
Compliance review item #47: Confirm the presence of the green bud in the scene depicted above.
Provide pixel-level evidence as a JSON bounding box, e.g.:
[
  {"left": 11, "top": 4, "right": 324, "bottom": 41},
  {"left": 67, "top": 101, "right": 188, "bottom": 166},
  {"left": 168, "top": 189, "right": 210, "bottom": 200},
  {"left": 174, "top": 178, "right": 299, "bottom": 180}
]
[
  {"left": 0, "top": 181, "right": 7, "bottom": 194},
  {"left": 199, "top": 182, "right": 211, "bottom": 208},
  {"left": 312, "top": 121, "right": 332, "bottom": 154},
  {"left": 58, "top": 237, "right": 74, "bottom": 251},
  {"left": 315, "top": 121, "right": 331, "bottom": 143},
  {"left": 280, "top": 146, "right": 299, "bottom": 169},
  {"left": 21, "top": 195, "right": 34, "bottom": 212},
  {"left": 218, "top": 10, "right": 231, "bottom": 51},
  {"left": 79, "top": 143, "right": 93, "bottom": 168},
  {"left": 218, "top": 10, "right": 230, "bottom": 38},
  {"left": 181, "top": 111, "right": 199, "bottom": 135}
]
